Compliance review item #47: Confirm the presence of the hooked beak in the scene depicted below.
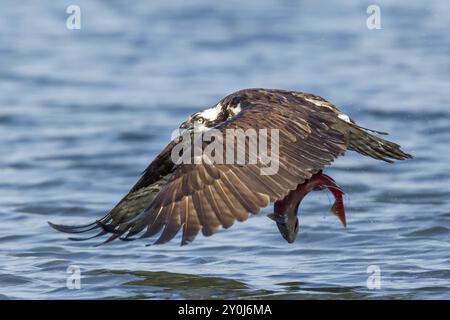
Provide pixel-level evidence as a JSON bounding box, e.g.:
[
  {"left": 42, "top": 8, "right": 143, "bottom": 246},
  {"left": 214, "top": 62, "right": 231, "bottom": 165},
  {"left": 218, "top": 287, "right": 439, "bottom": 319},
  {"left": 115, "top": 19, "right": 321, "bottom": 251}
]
[{"left": 179, "top": 121, "right": 193, "bottom": 135}]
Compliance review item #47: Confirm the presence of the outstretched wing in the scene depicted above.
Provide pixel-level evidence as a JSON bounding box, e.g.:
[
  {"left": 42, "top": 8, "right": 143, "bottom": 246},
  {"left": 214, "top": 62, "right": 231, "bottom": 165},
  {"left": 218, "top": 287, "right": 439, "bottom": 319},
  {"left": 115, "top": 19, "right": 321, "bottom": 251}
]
[
  {"left": 49, "top": 138, "right": 179, "bottom": 240},
  {"left": 106, "top": 97, "right": 348, "bottom": 245}
]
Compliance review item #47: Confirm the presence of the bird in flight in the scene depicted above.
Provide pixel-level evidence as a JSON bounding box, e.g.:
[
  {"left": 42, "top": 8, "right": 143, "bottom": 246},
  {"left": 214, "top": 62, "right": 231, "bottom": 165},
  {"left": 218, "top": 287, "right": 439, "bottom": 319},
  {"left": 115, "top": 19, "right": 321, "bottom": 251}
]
[{"left": 50, "top": 88, "right": 412, "bottom": 246}]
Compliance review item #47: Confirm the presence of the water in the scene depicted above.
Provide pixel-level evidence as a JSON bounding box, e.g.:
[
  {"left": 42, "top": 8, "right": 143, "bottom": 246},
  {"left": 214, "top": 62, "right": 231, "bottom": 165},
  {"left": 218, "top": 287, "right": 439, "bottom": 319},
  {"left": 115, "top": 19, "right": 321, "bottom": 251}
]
[{"left": 0, "top": 0, "right": 449, "bottom": 299}]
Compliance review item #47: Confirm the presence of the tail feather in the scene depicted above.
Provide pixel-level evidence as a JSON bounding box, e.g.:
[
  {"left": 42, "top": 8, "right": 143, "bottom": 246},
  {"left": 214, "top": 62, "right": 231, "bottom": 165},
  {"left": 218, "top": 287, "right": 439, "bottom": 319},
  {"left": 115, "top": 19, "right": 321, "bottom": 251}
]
[{"left": 347, "top": 125, "right": 412, "bottom": 163}]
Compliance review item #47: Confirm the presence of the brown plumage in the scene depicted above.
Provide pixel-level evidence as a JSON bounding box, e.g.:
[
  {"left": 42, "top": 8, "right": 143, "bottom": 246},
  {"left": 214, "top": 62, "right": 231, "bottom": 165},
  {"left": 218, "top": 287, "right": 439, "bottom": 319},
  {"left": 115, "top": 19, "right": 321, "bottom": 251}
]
[{"left": 49, "top": 88, "right": 412, "bottom": 245}]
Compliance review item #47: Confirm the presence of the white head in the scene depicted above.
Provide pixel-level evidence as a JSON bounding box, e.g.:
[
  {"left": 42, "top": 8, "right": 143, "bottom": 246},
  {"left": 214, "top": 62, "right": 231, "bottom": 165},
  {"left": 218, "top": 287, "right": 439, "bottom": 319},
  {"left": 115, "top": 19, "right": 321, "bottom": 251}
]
[{"left": 179, "top": 103, "right": 242, "bottom": 133}]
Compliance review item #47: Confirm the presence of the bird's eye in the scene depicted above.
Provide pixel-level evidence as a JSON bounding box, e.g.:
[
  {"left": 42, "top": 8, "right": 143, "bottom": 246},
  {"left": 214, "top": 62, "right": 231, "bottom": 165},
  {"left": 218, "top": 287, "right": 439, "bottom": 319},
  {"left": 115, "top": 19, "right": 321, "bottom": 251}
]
[{"left": 196, "top": 117, "right": 205, "bottom": 124}]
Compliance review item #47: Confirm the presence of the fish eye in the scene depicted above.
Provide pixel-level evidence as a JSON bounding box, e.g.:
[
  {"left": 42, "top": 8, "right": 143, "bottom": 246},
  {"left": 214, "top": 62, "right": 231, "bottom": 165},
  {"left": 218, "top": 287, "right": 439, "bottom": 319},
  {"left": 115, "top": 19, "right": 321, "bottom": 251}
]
[{"left": 196, "top": 117, "right": 205, "bottom": 124}]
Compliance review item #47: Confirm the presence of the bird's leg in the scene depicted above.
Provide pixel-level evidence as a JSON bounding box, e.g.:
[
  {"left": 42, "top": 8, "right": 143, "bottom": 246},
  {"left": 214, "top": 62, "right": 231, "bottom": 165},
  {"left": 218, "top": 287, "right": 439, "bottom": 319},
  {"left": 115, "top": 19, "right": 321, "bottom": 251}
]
[{"left": 268, "top": 171, "right": 346, "bottom": 243}]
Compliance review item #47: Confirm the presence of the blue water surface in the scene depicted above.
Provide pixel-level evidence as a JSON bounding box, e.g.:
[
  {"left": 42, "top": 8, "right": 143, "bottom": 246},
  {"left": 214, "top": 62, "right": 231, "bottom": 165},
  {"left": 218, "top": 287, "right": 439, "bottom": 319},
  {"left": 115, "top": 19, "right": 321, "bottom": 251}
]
[{"left": 0, "top": 0, "right": 449, "bottom": 299}]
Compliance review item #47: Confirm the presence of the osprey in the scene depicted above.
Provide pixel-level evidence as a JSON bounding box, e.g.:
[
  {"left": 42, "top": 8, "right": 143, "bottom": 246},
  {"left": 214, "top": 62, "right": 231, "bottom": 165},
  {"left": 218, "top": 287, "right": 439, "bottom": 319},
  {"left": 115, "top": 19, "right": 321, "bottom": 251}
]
[{"left": 50, "top": 88, "right": 412, "bottom": 245}]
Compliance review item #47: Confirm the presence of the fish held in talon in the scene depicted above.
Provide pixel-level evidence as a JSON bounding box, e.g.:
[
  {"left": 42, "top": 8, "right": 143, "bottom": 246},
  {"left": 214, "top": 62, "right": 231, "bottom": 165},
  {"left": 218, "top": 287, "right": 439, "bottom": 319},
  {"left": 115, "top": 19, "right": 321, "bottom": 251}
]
[
  {"left": 268, "top": 172, "right": 346, "bottom": 243},
  {"left": 49, "top": 88, "right": 412, "bottom": 246}
]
